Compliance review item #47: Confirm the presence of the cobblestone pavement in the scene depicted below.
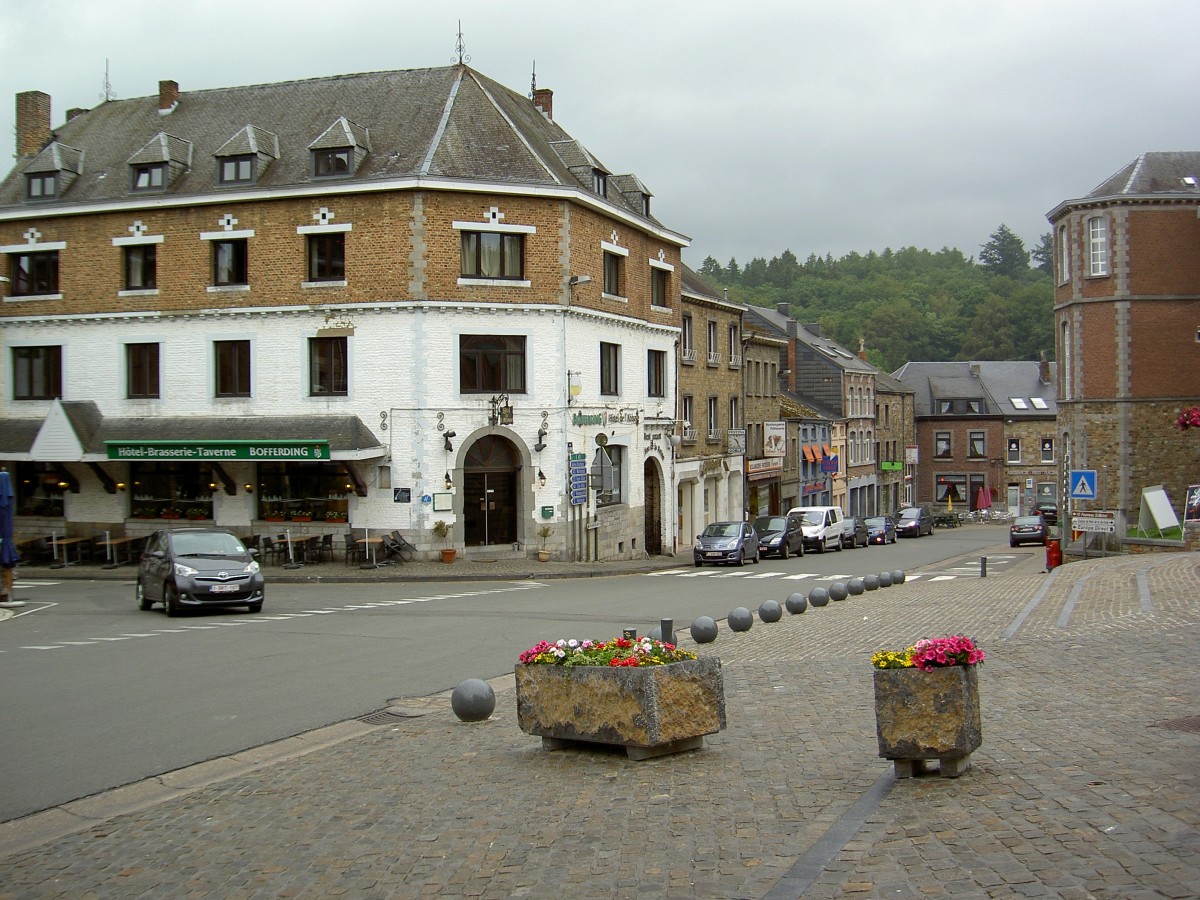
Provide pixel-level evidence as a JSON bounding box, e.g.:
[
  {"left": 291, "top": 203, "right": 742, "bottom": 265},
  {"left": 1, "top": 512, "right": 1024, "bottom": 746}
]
[{"left": 1, "top": 548, "right": 1197, "bottom": 898}]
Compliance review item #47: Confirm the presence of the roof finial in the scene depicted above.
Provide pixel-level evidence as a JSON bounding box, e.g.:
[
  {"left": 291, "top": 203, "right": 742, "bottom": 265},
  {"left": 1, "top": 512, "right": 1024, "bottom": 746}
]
[{"left": 453, "top": 21, "right": 470, "bottom": 65}]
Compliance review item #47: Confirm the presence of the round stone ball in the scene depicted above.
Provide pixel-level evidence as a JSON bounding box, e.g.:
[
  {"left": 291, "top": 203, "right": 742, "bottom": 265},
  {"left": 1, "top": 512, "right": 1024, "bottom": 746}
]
[
  {"left": 847, "top": 577, "right": 865, "bottom": 596},
  {"left": 649, "top": 625, "right": 662, "bottom": 641},
  {"left": 728, "top": 607, "right": 754, "bottom": 632},
  {"left": 785, "top": 591, "right": 808, "bottom": 614},
  {"left": 451, "top": 679, "right": 496, "bottom": 722},
  {"left": 863, "top": 574, "right": 880, "bottom": 591},
  {"left": 828, "top": 581, "right": 849, "bottom": 602},
  {"left": 891, "top": 570, "right": 906, "bottom": 585},
  {"left": 758, "top": 599, "right": 783, "bottom": 623},
  {"left": 808, "top": 587, "right": 830, "bottom": 607},
  {"left": 691, "top": 616, "right": 719, "bottom": 643},
  {"left": 877, "top": 571, "right": 893, "bottom": 587}
]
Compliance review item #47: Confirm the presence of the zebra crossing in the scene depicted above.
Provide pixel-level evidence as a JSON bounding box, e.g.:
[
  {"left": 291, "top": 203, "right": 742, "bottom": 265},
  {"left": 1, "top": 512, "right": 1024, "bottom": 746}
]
[{"left": 647, "top": 569, "right": 960, "bottom": 582}]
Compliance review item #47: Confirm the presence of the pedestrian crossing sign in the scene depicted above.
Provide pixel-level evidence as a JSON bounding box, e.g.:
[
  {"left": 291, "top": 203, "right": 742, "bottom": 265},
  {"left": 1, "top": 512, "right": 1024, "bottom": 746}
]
[{"left": 1069, "top": 469, "right": 1097, "bottom": 500}]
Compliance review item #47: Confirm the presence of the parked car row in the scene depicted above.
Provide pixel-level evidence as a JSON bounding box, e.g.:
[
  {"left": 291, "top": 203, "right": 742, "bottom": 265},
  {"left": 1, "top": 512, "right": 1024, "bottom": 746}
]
[{"left": 695, "top": 507, "right": 920, "bottom": 567}]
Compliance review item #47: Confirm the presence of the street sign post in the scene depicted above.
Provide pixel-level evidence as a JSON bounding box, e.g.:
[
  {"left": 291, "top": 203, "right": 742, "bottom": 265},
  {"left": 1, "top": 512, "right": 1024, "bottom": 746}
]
[
  {"left": 1072, "top": 511, "right": 1116, "bottom": 534},
  {"left": 1069, "top": 469, "right": 1098, "bottom": 501}
]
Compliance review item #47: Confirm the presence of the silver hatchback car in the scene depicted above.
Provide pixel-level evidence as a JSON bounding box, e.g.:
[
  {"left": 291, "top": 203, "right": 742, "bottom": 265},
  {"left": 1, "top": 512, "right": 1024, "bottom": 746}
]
[
  {"left": 136, "top": 528, "right": 264, "bottom": 617},
  {"left": 694, "top": 521, "right": 760, "bottom": 567}
]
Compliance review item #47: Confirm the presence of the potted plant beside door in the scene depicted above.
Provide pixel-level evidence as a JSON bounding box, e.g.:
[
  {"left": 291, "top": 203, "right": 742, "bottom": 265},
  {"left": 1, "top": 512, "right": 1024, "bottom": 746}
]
[
  {"left": 535, "top": 525, "right": 553, "bottom": 562},
  {"left": 432, "top": 519, "right": 455, "bottom": 563}
]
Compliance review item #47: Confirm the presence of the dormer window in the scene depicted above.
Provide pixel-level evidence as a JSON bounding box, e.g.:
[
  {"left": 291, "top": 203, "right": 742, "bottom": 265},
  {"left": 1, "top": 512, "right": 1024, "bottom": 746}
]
[
  {"left": 132, "top": 163, "right": 167, "bottom": 192},
  {"left": 313, "top": 148, "right": 351, "bottom": 178},
  {"left": 593, "top": 170, "right": 607, "bottom": 196},
  {"left": 26, "top": 173, "right": 57, "bottom": 200},
  {"left": 218, "top": 155, "right": 255, "bottom": 185}
]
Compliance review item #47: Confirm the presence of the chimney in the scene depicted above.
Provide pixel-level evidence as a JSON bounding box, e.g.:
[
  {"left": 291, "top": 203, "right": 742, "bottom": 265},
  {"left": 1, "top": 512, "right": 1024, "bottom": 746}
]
[
  {"left": 66, "top": 107, "right": 88, "bottom": 121},
  {"left": 803, "top": 323, "right": 822, "bottom": 337},
  {"left": 776, "top": 303, "right": 791, "bottom": 317},
  {"left": 16, "top": 90, "right": 52, "bottom": 157},
  {"left": 159, "top": 79, "right": 179, "bottom": 113},
  {"left": 1038, "top": 350, "right": 1051, "bottom": 385},
  {"left": 858, "top": 336, "right": 868, "bottom": 361},
  {"left": 533, "top": 87, "right": 553, "bottom": 120}
]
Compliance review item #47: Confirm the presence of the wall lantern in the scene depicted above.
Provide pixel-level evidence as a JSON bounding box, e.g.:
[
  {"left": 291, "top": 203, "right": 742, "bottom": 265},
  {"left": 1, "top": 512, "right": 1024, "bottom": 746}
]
[
  {"left": 244, "top": 483, "right": 254, "bottom": 493},
  {"left": 444, "top": 471, "right": 453, "bottom": 490},
  {"left": 537, "top": 468, "right": 547, "bottom": 487}
]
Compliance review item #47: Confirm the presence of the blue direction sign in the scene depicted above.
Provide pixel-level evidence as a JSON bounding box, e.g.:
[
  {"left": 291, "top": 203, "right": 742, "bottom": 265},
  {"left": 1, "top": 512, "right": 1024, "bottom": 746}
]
[
  {"left": 569, "top": 452, "right": 588, "bottom": 505},
  {"left": 1069, "top": 469, "right": 1097, "bottom": 500}
]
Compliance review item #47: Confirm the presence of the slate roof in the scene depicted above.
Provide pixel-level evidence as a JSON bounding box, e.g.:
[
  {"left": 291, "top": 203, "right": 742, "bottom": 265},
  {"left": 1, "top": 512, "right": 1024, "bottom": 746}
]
[
  {"left": 744, "top": 305, "right": 878, "bottom": 375},
  {"left": 891, "top": 361, "right": 1057, "bottom": 418},
  {"left": 1, "top": 65, "right": 672, "bottom": 233},
  {"left": 1048, "top": 151, "right": 1200, "bottom": 219}
]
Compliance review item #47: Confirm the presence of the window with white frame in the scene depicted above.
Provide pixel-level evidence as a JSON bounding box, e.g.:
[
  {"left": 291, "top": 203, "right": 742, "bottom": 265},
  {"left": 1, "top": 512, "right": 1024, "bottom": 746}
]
[
  {"left": 309, "top": 336, "right": 348, "bottom": 396},
  {"left": 706, "top": 320, "right": 719, "bottom": 365},
  {"left": 1088, "top": 216, "right": 1109, "bottom": 276},
  {"left": 454, "top": 209, "right": 534, "bottom": 286},
  {"left": 968, "top": 430, "right": 986, "bottom": 459},
  {"left": 935, "top": 431, "right": 952, "bottom": 458},
  {"left": 126, "top": 342, "right": 160, "bottom": 399},
  {"left": 681, "top": 396, "right": 695, "bottom": 441},
  {"left": 214, "top": 339, "right": 252, "bottom": 398},
  {"left": 707, "top": 396, "right": 720, "bottom": 440},
  {"left": 13, "top": 345, "right": 62, "bottom": 400},
  {"left": 1007, "top": 437, "right": 1020, "bottom": 463},
  {"left": 1057, "top": 223, "right": 1069, "bottom": 284},
  {"left": 1040, "top": 437, "right": 1054, "bottom": 463},
  {"left": 681, "top": 315, "right": 695, "bottom": 362}
]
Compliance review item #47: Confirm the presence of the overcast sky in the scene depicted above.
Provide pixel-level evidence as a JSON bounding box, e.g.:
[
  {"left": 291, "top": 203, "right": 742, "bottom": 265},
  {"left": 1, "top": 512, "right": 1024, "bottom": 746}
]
[{"left": 3, "top": 0, "right": 1197, "bottom": 269}]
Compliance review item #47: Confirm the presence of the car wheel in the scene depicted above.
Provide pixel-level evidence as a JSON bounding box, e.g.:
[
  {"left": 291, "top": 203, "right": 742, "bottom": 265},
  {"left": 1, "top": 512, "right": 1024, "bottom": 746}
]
[
  {"left": 694, "top": 560, "right": 702, "bottom": 568},
  {"left": 164, "top": 583, "right": 181, "bottom": 618},
  {"left": 780, "top": 542, "right": 789, "bottom": 560},
  {"left": 736, "top": 550, "right": 745, "bottom": 567},
  {"left": 753, "top": 549, "right": 760, "bottom": 564},
  {"left": 136, "top": 580, "right": 153, "bottom": 611},
  {"left": 247, "top": 601, "right": 262, "bottom": 613},
  {"left": 1010, "top": 539, "right": 1017, "bottom": 547},
  {"left": 834, "top": 534, "right": 842, "bottom": 551}
]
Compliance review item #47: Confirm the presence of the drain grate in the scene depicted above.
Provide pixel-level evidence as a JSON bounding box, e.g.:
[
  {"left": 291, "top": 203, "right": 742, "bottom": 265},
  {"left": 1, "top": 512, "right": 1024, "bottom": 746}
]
[
  {"left": 1148, "top": 716, "right": 1200, "bottom": 733},
  {"left": 359, "top": 706, "right": 434, "bottom": 725}
]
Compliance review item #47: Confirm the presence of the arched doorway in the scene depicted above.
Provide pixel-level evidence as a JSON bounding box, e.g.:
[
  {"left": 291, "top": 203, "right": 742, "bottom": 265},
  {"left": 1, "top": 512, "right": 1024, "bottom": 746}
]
[
  {"left": 643, "top": 457, "right": 663, "bottom": 555},
  {"left": 463, "top": 435, "right": 519, "bottom": 547}
]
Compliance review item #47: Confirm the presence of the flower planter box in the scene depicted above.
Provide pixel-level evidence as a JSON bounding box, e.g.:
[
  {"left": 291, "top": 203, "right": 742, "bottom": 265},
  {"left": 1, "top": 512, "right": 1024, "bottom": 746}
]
[
  {"left": 290, "top": 516, "right": 313, "bottom": 523},
  {"left": 873, "top": 666, "right": 982, "bottom": 777},
  {"left": 515, "top": 656, "right": 725, "bottom": 760}
]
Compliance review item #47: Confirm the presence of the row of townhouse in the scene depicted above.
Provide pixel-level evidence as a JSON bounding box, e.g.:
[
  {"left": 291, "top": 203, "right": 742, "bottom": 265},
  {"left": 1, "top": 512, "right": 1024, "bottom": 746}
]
[{"left": 3, "top": 62, "right": 1108, "bottom": 561}]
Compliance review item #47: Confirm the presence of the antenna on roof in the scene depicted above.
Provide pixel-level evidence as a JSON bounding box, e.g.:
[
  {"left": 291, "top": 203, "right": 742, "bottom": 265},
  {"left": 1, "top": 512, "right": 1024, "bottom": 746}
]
[
  {"left": 530, "top": 61, "right": 536, "bottom": 98},
  {"left": 452, "top": 20, "right": 470, "bottom": 65},
  {"left": 99, "top": 58, "right": 116, "bottom": 103}
]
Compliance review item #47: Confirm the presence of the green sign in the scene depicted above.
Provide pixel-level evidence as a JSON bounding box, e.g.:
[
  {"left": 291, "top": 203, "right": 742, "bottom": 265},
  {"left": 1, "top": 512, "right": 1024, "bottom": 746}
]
[
  {"left": 105, "top": 440, "right": 330, "bottom": 461},
  {"left": 881, "top": 461, "right": 903, "bottom": 471}
]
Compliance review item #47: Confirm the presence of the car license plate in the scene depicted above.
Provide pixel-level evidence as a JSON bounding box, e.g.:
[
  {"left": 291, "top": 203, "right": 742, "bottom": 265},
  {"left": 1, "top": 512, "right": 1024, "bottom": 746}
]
[
  {"left": 209, "top": 583, "right": 239, "bottom": 593},
  {"left": 706, "top": 551, "right": 722, "bottom": 558}
]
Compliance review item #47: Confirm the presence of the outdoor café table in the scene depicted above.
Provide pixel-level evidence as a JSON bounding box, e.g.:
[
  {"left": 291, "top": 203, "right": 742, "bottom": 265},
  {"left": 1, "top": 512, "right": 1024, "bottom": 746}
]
[
  {"left": 95, "top": 534, "right": 143, "bottom": 566},
  {"left": 49, "top": 535, "right": 92, "bottom": 566},
  {"left": 356, "top": 536, "right": 386, "bottom": 569}
]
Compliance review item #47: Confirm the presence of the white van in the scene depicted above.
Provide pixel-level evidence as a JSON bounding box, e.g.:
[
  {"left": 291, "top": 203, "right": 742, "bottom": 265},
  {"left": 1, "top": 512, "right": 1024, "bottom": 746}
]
[{"left": 786, "top": 505, "right": 845, "bottom": 553}]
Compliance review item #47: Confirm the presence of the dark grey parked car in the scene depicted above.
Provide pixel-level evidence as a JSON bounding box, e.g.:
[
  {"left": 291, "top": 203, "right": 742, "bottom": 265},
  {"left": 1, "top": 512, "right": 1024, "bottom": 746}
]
[
  {"left": 754, "top": 514, "right": 804, "bottom": 559},
  {"left": 841, "top": 516, "right": 869, "bottom": 549},
  {"left": 136, "top": 528, "right": 265, "bottom": 616},
  {"left": 694, "top": 521, "right": 760, "bottom": 567},
  {"left": 895, "top": 506, "right": 934, "bottom": 538}
]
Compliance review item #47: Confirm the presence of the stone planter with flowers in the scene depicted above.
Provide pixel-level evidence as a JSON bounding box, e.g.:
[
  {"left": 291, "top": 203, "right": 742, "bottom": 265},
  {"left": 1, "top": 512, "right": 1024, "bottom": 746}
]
[
  {"left": 515, "top": 637, "right": 725, "bottom": 760},
  {"left": 871, "top": 635, "right": 985, "bottom": 778}
]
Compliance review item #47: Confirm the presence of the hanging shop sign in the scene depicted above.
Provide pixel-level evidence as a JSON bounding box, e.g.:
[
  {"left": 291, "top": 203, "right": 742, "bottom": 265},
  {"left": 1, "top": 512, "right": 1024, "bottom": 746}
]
[{"left": 106, "top": 440, "right": 331, "bottom": 461}]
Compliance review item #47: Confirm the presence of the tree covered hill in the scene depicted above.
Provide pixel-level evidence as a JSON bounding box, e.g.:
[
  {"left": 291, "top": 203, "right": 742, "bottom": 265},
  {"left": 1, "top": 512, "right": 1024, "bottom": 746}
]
[{"left": 696, "top": 225, "right": 1054, "bottom": 373}]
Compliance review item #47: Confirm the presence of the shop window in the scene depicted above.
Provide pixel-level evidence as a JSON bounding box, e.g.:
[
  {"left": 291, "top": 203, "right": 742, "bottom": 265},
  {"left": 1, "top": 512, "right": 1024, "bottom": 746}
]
[
  {"left": 129, "top": 461, "right": 222, "bottom": 520},
  {"left": 255, "top": 461, "right": 352, "bottom": 522},
  {"left": 595, "top": 445, "right": 624, "bottom": 507},
  {"left": 14, "top": 461, "right": 66, "bottom": 517}
]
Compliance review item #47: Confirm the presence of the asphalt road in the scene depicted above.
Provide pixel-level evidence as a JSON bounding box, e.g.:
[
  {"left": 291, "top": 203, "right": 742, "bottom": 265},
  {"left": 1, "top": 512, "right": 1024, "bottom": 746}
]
[{"left": 0, "top": 524, "right": 1018, "bottom": 823}]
